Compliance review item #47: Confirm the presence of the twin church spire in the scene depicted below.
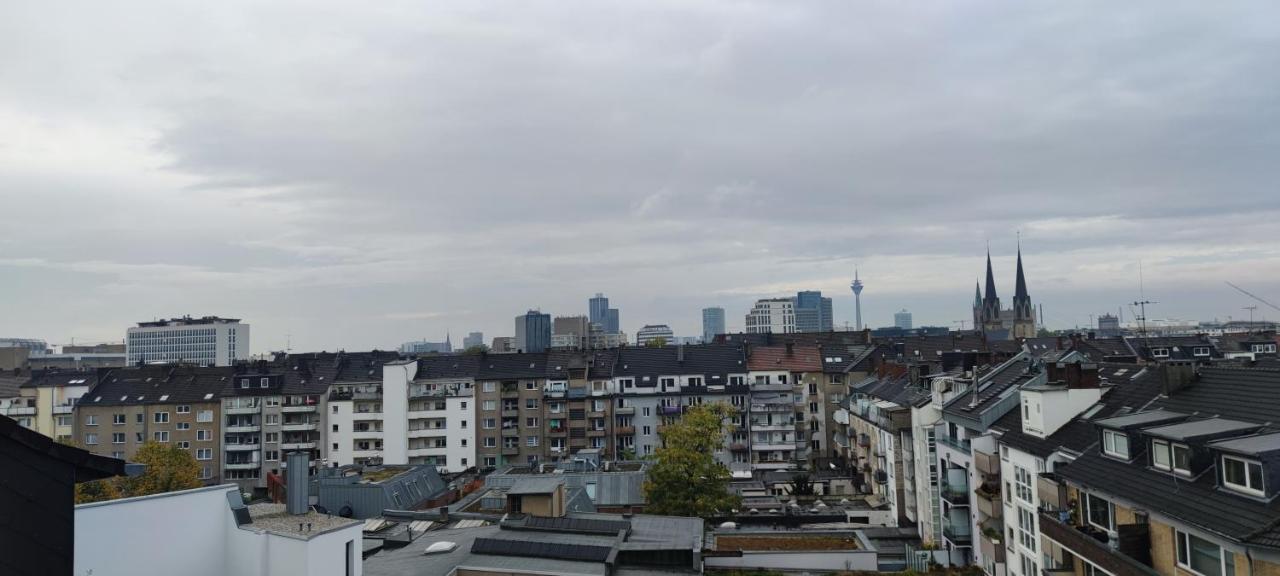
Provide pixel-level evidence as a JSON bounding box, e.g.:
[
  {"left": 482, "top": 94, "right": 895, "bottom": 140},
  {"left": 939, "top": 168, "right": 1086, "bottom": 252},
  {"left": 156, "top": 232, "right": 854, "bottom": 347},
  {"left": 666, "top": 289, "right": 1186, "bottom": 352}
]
[{"left": 974, "top": 243, "right": 1036, "bottom": 339}]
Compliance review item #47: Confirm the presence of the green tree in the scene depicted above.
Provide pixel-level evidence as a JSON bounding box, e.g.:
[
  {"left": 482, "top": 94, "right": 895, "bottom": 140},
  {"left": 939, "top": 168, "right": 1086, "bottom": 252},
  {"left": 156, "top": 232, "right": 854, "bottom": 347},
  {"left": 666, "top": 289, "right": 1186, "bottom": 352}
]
[
  {"left": 643, "top": 403, "right": 741, "bottom": 517},
  {"left": 76, "top": 477, "right": 123, "bottom": 504},
  {"left": 125, "top": 442, "right": 202, "bottom": 497},
  {"left": 462, "top": 344, "right": 490, "bottom": 355},
  {"left": 645, "top": 337, "right": 667, "bottom": 348}
]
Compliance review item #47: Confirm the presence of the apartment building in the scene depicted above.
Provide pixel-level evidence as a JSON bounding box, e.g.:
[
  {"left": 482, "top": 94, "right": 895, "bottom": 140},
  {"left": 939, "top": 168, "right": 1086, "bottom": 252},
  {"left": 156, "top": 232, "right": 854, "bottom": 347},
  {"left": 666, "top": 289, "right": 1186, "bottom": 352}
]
[
  {"left": 303, "top": 351, "right": 401, "bottom": 470},
  {"left": 544, "top": 350, "right": 617, "bottom": 461},
  {"left": 842, "top": 370, "right": 929, "bottom": 526},
  {"left": 220, "top": 364, "right": 326, "bottom": 494},
  {"left": 745, "top": 298, "right": 796, "bottom": 334},
  {"left": 612, "top": 345, "right": 749, "bottom": 466},
  {"left": 327, "top": 355, "right": 476, "bottom": 472},
  {"left": 74, "top": 365, "right": 225, "bottom": 483},
  {"left": 1028, "top": 363, "right": 1280, "bottom": 576},
  {"left": 475, "top": 352, "right": 549, "bottom": 467},
  {"left": 10, "top": 370, "right": 99, "bottom": 442},
  {"left": 745, "top": 343, "right": 823, "bottom": 470},
  {"left": 995, "top": 362, "right": 1161, "bottom": 576},
  {"left": 818, "top": 345, "right": 880, "bottom": 466}
]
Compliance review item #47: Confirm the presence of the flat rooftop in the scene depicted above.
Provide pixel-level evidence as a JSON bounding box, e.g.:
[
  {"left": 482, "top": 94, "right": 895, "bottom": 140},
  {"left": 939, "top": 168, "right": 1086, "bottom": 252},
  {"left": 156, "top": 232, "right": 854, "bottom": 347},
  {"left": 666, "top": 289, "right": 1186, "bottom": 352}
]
[
  {"left": 1142, "top": 418, "right": 1260, "bottom": 441},
  {"left": 247, "top": 503, "right": 361, "bottom": 539}
]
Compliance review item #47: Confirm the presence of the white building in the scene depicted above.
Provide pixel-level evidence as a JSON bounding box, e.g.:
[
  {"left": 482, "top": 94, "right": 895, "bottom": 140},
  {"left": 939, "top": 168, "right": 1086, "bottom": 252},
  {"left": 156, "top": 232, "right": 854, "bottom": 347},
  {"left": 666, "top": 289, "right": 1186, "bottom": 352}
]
[
  {"left": 745, "top": 298, "right": 795, "bottom": 334},
  {"left": 126, "top": 316, "right": 249, "bottom": 366},
  {"left": 75, "top": 484, "right": 363, "bottom": 576},
  {"left": 327, "top": 358, "right": 476, "bottom": 473},
  {"left": 635, "top": 324, "right": 675, "bottom": 346}
]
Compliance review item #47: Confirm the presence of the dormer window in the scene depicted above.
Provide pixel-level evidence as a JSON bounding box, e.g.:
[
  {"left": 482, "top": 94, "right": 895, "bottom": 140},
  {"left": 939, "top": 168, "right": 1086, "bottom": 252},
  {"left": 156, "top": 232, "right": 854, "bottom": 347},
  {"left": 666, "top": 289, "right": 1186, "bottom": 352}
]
[
  {"left": 1193, "top": 347, "right": 1210, "bottom": 357},
  {"left": 1222, "top": 455, "right": 1264, "bottom": 497},
  {"left": 1151, "top": 348, "right": 1171, "bottom": 358},
  {"left": 1103, "top": 429, "right": 1130, "bottom": 459},
  {"left": 259, "top": 377, "right": 270, "bottom": 388},
  {"left": 1152, "top": 439, "right": 1192, "bottom": 475},
  {"left": 1252, "top": 343, "right": 1277, "bottom": 354}
]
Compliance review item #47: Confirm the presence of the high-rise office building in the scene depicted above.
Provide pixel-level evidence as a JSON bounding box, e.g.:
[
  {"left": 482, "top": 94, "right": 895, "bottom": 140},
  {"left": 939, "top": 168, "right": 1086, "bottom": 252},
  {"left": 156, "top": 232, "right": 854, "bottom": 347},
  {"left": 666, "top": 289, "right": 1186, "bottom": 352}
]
[
  {"left": 894, "top": 309, "right": 913, "bottom": 330},
  {"left": 551, "top": 316, "right": 591, "bottom": 349},
  {"left": 702, "top": 307, "right": 726, "bottom": 343},
  {"left": 463, "top": 332, "right": 484, "bottom": 349},
  {"left": 794, "top": 291, "right": 834, "bottom": 332},
  {"left": 745, "top": 298, "right": 796, "bottom": 334},
  {"left": 605, "top": 308, "right": 620, "bottom": 334},
  {"left": 514, "top": 310, "right": 552, "bottom": 353},
  {"left": 635, "top": 324, "right": 675, "bottom": 346},
  {"left": 126, "top": 316, "right": 249, "bottom": 367},
  {"left": 589, "top": 294, "right": 609, "bottom": 326}
]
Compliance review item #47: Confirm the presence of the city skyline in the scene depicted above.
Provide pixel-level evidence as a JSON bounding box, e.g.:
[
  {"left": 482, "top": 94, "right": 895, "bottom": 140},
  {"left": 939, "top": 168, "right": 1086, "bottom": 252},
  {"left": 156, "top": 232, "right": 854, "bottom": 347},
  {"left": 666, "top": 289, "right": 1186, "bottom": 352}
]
[{"left": 3, "top": 2, "right": 1278, "bottom": 354}]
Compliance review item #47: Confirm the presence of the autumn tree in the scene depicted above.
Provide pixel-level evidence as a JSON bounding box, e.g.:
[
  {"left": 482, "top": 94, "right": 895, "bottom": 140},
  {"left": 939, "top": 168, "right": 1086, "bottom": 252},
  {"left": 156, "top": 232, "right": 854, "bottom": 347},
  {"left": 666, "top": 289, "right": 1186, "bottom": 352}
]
[
  {"left": 123, "top": 442, "right": 202, "bottom": 497},
  {"left": 786, "top": 473, "right": 816, "bottom": 497},
  {"left": 75, "top": 477, "right": 123, "bottom": 504},
  {"left": 643, "top": 403, "right": 741, "bottom": 518}
]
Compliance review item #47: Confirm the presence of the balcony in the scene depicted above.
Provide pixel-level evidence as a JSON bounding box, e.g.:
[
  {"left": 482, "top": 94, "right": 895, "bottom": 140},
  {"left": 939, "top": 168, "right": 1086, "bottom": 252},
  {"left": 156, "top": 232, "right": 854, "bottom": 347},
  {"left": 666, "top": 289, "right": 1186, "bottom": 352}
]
[
  {"left": 730, "top": 442, "right": 750, "bottom": 452},
  {"left": 975, "top": 483, "right": 1002, "bottom": 519},
  {"left": 750, "top": 421, "right": 795, "bottom": 431},
  {"left": 352, "top": 411, "right": 382, "bottom": 420},
  {"left": 975, "top": 448, "right": 1000, "bottom": 477},
  {"left": 858, "top": 433, "right": 870, "bottom": 447},
  {"left": 615, "top": 426, "right": 634, "bottom": 436},
  {"left": 282, "top": 422, "right": 318, "bottom": 432},
  {"left": 224, "top": 406, "right": 259, "bottom": 415},
  {"left": 751, "top": 442, "right": 796, "bottom": 451},
  {"left": 53, "top": 405, "right": 75, "bottom": 415},
  {"left": 225, "top": 424, "right": 261, "bottom": 433},
  {"left": 614, "top": 406, "right": 634, "bottom": 415},
  {"left": 938, "top": 435, "right": 972, "bottom": 454},
  {"left": 408, "top": 428, "right": 444, "bottom": 439},
  {"left": 225, "top": 443, "right": 260, "bottom": 451},
  {"left": 943, "top": 518, "right": 972, "bottom": 545},
  {"left": 501, "top": 446, "right": 520, "bottom": 456},
  {"left": 224, "top": 462, "right": 259, "bottom": 470},
  {"left": 1039, "top": 510, "right": 1158, "bottom": 576},
  {"left": 351, "top": 428, "right": 382, "bottom": 438},
  {"left": 282, "top": 404, "right": 317, "bottom": 413},
  {"left": 980, "top": 529, "right": 1006, "bottom": 564},
  {"left": 1, "top": 406, "right": 35, "bottom": 416},
  {"left": 660, "top": 405, "right": 681, "bottom": 416},
  {"left": 587, "top": 428, "right": 606, "bottom": 437}
]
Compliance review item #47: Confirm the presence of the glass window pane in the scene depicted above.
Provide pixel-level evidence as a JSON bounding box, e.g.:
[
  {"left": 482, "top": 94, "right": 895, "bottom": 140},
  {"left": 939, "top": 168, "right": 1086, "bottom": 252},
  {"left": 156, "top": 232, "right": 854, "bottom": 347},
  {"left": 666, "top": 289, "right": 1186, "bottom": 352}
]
[
  {"left": 1188, "top": 533, "right": 1222, "bottom": 576},
  {"left": 1153, "top": 441, "right": 1170, "bottom": 468},
  {"left": 1248, "top": 462, "right": 1264, "bottom": 491}
]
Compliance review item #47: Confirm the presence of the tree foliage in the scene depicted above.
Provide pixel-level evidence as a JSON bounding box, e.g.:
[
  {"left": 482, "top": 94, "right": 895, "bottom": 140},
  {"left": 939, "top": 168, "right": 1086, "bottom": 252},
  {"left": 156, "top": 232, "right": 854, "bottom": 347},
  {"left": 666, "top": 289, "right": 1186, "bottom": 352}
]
[
  {"left": 462, "top": 344, "right": 490, "bottom": 355},
  {"left": 786, "top": 473, "right": 816, "bottom": 496},
  {"left": 645, "top": 337, "right": 667, "bottom": 348},
  {"left": 74, "top": 442, "right": 202, "bottom": 504},
  {"left": 643, "top": 403, "right": 741, "bottom": 517}
]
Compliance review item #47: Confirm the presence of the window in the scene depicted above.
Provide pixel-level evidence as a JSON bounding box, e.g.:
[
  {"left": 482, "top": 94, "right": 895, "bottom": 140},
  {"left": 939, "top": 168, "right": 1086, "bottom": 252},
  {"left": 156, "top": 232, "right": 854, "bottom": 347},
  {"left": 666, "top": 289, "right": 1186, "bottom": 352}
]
[
  {"left": 135, "top": 432, "right": 144, "bottom": 442},
  {"left": 333, "top": 424, "right": 339, "bottom": 433},
  {"left": 481, "top": 417, "right": 497, "bottom": 429},
  {"left": 112, "top": 433, "right": 125, "bottom": 444},
  {"left": 526, "top": 436, "right": 539, "bottom": 447},
  {"left": 482, "top": 382, "right": 495, "bottom": 393},
  {"left": 1177, "top": 530, "right": 1233, "bottom": 576},
  {"left": 593, "top": 399, "right": 605, "bottom": 412},
  {"left": 56, "top": 415, "right": 72, "bottom": 427},
  {"left": 85, "top": 433, "right": 98, "bottom": 445},
  {"left": 1152, "top": 439, "right": 1193, "bottom": 475},
  {"left": 483, "top": 400, "right": 496, "bottom": 411},
  {"left": 1014, "top": 465, "right": 1033, "bottom": 503},
  {"left": 1193, "top": 347, "right": 1211, "bottom": 357},
  {"left": 1223, "top": 455, "right": 1265, "bottom": 496},
  {"left": 1018, "top": 507, "right": 1036, "bottom": 551},
  {"left": 197, "top": 430, "right": 211, "bottom": 441},
  {"left": 176, "top": 405, "right": 191, "bottom": 414},
  {"left": 526, "top": 417, "right": 539, "bottom": 428},
  {"left": 197, "top": 410, "right": 213, "bottom": 422},
  {"left": 197, "top": 448, "right": 212, "bottom": 460},
  {"left": 136, "top": 413, "right": 144, "bottom": 423},
  {"left": 111, "top": 451, "right": 125, "bottom": 459},
  {"left": 266, "top": 450, "right": 279, "bottom": 461},
  {"left": 1021, "top": 553, "right": 1038, "bottom": 576},
  {"left": 265, "top": 414, "right": 279, "bottom": 425},
  {"left": 265, "top": 432, "right": 279, "bottom": 443},
  {"left": 642, "top": 407, "right": 651, "bottom": 417},
  {"left": 154, "top": 431, "right": 170, "bottom": 442},
  {"left": 154, "top": 412, "right": 169, "bottom": 424},
  {"left": 85, "top": 415, "right": 98, "bottom": 426},
  {"left": 333, "top": 405, "right": 339, "bottom": 414},
  {"left": 260, "top": 377, "right": 270, "bottom": 388},
  {"left": 113, "top": 413, "right": 126, "bottom": 425},
  {"left": 643, "top": 425, "right": 652, "bottom": 436},
  {"left": 525, "top": 398, "right": 538, "bottom": 410},
  {"left": 1151, "top": 347, "right": 1170, "bottom": 358},
  {"left": 484, "top": 437, "right": 496, "bottom": 448},
  {"left": 1086, "top": 493, "right": 1114, "bottom": 532},
  {"left": 1102, "top": 429, "right": 1130, "bottom": 459},
  {"left": 178, "top": 441, "right": 190, "bottom": 449}
]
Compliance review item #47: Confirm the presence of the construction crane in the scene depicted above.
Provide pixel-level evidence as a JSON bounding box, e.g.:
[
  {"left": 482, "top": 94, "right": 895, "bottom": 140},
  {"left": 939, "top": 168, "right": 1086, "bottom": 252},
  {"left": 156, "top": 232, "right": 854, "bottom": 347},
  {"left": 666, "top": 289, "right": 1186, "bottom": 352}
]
[{"left": 1225, "top": 282, "right": 1280, "bottom": 314}]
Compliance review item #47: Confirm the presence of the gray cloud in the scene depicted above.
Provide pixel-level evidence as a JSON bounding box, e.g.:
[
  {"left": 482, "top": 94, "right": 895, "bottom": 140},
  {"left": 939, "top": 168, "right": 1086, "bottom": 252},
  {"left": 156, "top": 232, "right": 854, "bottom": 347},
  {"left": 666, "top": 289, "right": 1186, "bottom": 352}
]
[{"left": 2, "top": 0, "right": 1279, "bottom": 351}]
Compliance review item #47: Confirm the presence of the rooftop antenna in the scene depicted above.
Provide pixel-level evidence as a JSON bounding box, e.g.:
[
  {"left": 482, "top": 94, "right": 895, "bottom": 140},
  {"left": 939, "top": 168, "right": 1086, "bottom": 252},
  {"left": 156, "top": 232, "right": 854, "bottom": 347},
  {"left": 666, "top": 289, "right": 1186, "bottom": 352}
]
[
  {"left": 1243, "top": 306, "right": 1258, "bottom": 332},
  {"left": 1132, "top": 261, "right": 1157, "bottom": 339}
]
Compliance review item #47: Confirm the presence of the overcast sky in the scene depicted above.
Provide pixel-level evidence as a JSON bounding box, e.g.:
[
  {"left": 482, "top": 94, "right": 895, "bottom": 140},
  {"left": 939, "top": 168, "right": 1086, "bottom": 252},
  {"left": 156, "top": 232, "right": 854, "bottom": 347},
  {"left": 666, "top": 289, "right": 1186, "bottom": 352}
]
[{"left": 2, "top": 1, "right": 1278, "bottom": 353}]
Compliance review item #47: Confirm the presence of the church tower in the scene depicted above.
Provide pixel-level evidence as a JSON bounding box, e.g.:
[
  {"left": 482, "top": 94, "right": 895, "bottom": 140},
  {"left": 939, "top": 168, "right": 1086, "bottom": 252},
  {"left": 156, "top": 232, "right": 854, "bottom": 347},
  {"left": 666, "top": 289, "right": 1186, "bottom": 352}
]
[
  {"left": 979, "top": 251, "right": 1003, "bottom": 334},
  {"left": 1010, "top": 244, "right": 1037, "bottom": 338}
]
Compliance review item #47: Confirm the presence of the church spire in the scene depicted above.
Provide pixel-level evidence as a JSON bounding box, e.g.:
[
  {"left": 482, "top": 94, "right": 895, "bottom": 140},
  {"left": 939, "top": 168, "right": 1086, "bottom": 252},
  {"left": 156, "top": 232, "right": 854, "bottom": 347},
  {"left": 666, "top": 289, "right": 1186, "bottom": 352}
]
[
  {"left": 983, "top": 249, "right": 998, "bottom": 303},
  {"left": 1014, "top": 242, "right": 1029, "bottom": 301}
]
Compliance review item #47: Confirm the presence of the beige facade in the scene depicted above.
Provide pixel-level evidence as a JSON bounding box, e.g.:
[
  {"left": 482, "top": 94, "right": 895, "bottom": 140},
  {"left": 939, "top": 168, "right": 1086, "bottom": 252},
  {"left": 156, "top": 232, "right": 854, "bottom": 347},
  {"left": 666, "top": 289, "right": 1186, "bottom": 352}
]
[{"left": 75, "top": 400, "right": 223, "bottom": 483}]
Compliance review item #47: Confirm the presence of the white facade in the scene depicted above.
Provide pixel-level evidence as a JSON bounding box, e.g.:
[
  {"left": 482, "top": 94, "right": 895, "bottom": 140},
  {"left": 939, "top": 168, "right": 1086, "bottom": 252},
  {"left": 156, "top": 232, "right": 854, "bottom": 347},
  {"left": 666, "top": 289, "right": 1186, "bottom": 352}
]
[
  {"left": 75, "top": 484, "right": 363, "bottom": 576},
  {"left": 328, "top": 361, "right": 476, "bottom": 473},
  {"left": 126, "top": 317, "right": 249, "bottom": 366},
  {"left": 635, "top": 324, "right": 675, "bottom": 346},
  {"left": 745, "top": 298, "right": 795, "bottom": 334}
]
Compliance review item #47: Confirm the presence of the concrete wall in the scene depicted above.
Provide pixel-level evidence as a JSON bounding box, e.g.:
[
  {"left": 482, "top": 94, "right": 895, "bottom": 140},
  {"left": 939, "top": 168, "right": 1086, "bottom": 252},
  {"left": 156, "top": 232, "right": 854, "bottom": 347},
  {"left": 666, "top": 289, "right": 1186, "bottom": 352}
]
[
  {"left": 75, "top": 485, "right": 231, "bottom": 576},
  {"left": 382, "top": 362, "right": 414, "bottom": 465}
]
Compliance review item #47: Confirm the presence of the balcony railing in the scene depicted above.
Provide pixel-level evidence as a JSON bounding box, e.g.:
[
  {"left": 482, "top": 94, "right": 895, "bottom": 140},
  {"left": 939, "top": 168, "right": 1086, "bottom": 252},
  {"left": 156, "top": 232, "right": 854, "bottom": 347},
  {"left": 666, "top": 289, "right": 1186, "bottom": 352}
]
[
  {"left": 225, "top": 424, "right": 261, "bottom": 433},
  {"left": 941, "top": 480, "right": 970, "bottom": 504},
  {"left": 224, "top": 462, "right": 259, "bottom": 470},
  {"left": 1038, "top": 510, "right": 1158, "bottom": 576},
  {"left": 282, "top": 422, "right": 318, "bottom": 432},
  {"left": 975, "top": 448, "right": 1000, "bottom": 476},
  {"left": 1, "top": 406, "right": 36, "bottom": 416},
  {"left": 938, "top": 435, "right": 972, "bottom": 454},
  {"left": 943, "top": 518, "right": 972, "bottom": 544},
  {"left": 225, "top": 443, "right": 260, "bottom": 451},
  {"left": 282, "top": 404, "right": 317, "bottom": 413}
]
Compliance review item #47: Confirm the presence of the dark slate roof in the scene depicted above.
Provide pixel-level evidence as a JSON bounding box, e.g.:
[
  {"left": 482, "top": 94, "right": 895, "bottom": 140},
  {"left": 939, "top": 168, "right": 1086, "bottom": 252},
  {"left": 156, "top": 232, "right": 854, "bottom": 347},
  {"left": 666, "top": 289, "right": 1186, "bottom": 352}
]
[
  {"left": 613, "top": 345, "right": 747, "bottom": 379},
  {"left": 417, "top": 354, "right": 481, "bottom": 380},
  {"left": 943, "top": 354, "right": 1039, "bottom": 419},
  {"left": 83, "top": 365, "right": 233, "bottom": 406},
  {"left": 997, "top": 366, "right": 1166, "bottom": 458},
  {"left": 1152, "top": 366, "right": 1280, "bottom": 424},
  {"left": 855, "top": 374, "right": 928, "bottom": 408},
  {"left": 1210, "top": 432, "right": 1280, "bottom": 456},
  {"left": 1073, "top": 338, "right": 1137, "bottom": 360},
  {"left": 878, "top": 333, "right": 991, "bottom": 362},
  {"left": 719, "top": 331, "right": 871, "bottom": 349},
  {"left": 477, "top": 353, "right": 548, "bottom": 380},
  {"left": 0, "top": 414, "right": 122, "bottom": 480},
  {"left": 1058, "top": 447, "right": 1280, "bottom": 548},
  {"left": 1142, "top": 418, "right": 1260, "bottom": 442},
  {"left": 1126, "top": 335, "right": 1220, "bottom": 361},
  {"left": 21, "top": 369, "right": 100, "bottom": 389},
  {"left": 820, "top": 345, "right": 881, "bottom": 373}
]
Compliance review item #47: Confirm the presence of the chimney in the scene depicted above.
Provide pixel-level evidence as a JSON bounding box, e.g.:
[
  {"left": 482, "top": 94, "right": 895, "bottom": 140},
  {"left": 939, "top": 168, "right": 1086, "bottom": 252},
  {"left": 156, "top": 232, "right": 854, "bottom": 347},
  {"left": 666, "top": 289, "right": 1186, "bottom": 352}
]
[
  {"left": 677, "top": 345, "right": 685, "bottom": 363},
  {"left": 286, "top": 451, "right": 310, "bottom": 515},
  {"left": 1160, "top": 361, "right": 1197, "bottom": 396},
  {"left": 438, "top": 505, "right": 449, "bottom": 523},
  {"left": 785, "top": 342, "right": 794, "bottom": 356}
]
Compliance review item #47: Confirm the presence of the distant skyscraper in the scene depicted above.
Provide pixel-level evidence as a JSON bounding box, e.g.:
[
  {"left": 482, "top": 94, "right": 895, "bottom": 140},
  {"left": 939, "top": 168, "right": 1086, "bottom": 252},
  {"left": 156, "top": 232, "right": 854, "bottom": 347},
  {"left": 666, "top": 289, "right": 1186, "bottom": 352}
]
[
  {"left": 635, "top": 324, "right": 675, "bottom": 346},
  {"left": 514, "top": 310, "right": 552, "bottom": 353},
  {"left": 702, "top": 307, "right": 726, "bottom": 343},
  {"left": 463, "top": 331, "right": 484, "bottom": 349},
  {"left": 552, "top": 315, "right": 591, "bottom": 349},
  {"left": 794, "top": 291, "right": 834, "bottom": 332},
  {"left": 126, "top": 316, "right": 248, "bottom": 366},
  {"left": 894, "top": 309, "right": 913, "bottom": 330},
  {"left": 745, "top": 298, "right": 796, "bottom": 334},
  {"left": 1097, "top": 314, "right": 1121, "bottom": 338},
  {"left": 605, "top": 308, "right": 620, "bottom": 334},
  {"left": 850, "top": 268, "right": 864, "bottom": 331},
  {"left": 589, "top": 293, "right": 609, "bottom": 324}
]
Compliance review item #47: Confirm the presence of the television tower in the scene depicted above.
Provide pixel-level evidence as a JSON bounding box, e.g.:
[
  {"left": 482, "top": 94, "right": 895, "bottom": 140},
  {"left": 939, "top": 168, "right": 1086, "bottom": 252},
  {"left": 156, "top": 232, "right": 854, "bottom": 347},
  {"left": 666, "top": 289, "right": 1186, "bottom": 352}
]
[{"left": 850, "top": 267, "right": 865, "bottom": 331}]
